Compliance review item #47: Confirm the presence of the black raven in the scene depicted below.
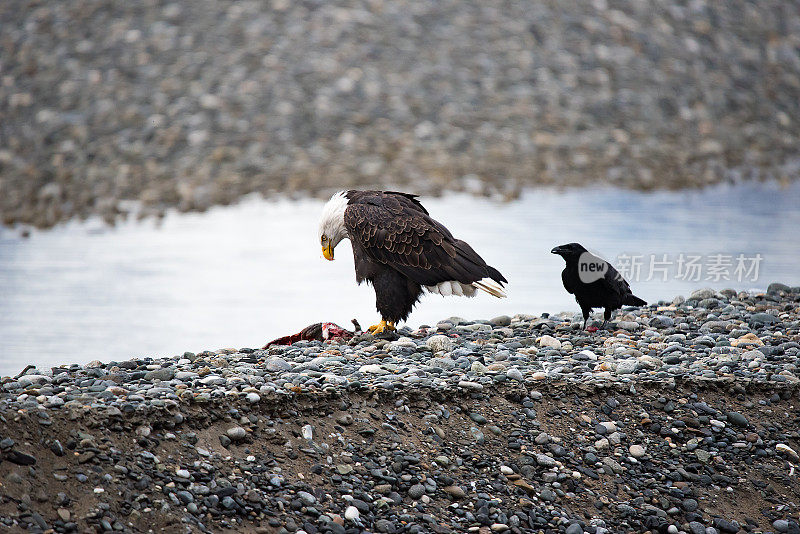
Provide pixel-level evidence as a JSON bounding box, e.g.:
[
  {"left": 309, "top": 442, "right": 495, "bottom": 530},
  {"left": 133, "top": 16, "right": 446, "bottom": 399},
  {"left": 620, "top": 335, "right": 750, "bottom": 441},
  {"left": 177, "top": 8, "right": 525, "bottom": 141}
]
[{"left": 551, "top": 243, "right": 647, "bottom": 330}]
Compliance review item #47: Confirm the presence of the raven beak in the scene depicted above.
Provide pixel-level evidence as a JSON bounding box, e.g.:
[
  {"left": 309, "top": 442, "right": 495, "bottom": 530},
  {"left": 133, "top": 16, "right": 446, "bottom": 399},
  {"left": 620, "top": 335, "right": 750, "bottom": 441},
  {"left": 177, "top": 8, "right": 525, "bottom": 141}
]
[
  {"left": 551, "top": 246, "right": 562, "bottom": 255},
  {"left": 322, "top": 244, "right": 334, "bottom": 261}
]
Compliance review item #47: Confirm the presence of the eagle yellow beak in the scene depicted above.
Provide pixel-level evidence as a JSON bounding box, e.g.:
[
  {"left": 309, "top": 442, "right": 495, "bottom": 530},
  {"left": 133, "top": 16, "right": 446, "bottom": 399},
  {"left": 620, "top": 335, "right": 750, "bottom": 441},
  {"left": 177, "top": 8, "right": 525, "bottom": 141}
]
[{"left": 322, "top": 244, "right": 334, "bottom": 261}]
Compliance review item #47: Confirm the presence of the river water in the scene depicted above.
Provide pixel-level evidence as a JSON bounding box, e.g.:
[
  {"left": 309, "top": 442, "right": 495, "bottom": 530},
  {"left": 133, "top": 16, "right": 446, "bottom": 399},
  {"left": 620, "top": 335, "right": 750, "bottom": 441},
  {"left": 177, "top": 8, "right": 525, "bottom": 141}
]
[{"left": 1, "top": 182, "right": 798, "bottom": 376}]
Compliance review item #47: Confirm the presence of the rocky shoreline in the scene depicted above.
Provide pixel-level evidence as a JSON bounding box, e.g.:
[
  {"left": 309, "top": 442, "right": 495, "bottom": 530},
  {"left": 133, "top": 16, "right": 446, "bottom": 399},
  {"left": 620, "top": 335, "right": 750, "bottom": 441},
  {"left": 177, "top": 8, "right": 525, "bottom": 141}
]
[
  {"left": 1, "top": 283, "right": 800, "bottom": 533},
  {"left": 3, "top": 0, "right": 800, "bottom": 228}
]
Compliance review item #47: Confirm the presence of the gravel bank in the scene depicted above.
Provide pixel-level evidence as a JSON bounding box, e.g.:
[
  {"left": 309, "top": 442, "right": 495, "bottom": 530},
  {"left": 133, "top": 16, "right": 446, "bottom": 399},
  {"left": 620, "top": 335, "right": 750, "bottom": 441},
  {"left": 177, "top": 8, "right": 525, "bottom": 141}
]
[
  {"left": 2, "top": 1, "right": 800, "bottom": 228},
  {"left": 1, "top": 283, "right": 800, "bottom": 533}
]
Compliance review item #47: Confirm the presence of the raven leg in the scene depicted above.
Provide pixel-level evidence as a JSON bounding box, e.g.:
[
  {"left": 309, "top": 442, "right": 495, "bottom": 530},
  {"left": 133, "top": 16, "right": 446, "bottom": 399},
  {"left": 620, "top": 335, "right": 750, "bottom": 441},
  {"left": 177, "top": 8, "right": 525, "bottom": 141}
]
[
  {"left": 601, "top": 308, "right": 613, "bottom": 330},
  {"left": 582, "top": 307, "right": 591, "bottom": 330}
]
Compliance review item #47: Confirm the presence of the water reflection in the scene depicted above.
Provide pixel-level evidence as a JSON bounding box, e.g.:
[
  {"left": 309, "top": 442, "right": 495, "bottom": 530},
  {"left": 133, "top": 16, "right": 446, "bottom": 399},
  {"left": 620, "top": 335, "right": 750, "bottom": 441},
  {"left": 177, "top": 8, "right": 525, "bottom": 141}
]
[{"left": 1, "top": 182, "right": 798, "bottom": 375}]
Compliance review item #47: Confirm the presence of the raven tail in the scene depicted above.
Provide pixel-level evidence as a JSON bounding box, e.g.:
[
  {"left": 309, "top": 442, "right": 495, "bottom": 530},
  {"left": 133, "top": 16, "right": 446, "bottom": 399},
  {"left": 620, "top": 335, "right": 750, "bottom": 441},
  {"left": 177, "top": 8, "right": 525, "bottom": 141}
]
[{"left": 624, "top": 295, "right": 647, "bottom": 306}]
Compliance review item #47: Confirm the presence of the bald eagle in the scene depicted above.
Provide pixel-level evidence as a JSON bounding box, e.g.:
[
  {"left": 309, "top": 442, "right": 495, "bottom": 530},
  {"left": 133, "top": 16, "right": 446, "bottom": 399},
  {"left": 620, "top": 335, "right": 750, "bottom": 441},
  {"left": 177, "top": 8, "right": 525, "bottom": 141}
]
[{"left": 318, "top": 190, "right": 508, "bottom": 334}]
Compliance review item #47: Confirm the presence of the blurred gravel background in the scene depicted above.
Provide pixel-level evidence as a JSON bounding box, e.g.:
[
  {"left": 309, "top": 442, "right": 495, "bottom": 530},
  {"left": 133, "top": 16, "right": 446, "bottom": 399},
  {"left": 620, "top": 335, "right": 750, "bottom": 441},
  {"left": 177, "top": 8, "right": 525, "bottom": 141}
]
[{"left": 1, "top": 0, "right": 799, "bottom": 227}]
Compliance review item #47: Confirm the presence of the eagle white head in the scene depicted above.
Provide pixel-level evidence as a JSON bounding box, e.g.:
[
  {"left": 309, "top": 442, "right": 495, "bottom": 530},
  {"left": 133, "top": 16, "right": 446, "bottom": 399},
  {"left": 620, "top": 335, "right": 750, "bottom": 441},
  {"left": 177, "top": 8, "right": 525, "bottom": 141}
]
[{"left": 318, "top": 191, "right": 349, "bottom": 260}]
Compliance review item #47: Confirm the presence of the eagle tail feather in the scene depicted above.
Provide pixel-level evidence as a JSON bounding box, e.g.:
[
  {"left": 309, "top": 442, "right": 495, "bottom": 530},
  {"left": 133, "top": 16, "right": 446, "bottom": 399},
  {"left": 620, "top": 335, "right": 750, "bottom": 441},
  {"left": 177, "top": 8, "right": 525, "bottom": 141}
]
[{"left": 472, "top": 278, "right": 507, "bottom": 298}]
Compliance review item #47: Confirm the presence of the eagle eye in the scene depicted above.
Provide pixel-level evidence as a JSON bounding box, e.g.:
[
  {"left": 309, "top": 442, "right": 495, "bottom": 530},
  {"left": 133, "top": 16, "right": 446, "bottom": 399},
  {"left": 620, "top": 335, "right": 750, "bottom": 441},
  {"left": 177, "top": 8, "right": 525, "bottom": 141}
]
[{"left": 321, "top": 235, "right": 328, "bottom": 244}]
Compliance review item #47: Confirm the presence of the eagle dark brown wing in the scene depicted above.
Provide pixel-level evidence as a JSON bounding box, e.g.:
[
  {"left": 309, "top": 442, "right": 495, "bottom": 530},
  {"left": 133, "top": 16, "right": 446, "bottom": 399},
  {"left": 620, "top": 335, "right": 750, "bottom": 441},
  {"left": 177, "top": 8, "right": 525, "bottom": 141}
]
[{"left": 343, "top": 190, "right": 506, "bottom": 287}]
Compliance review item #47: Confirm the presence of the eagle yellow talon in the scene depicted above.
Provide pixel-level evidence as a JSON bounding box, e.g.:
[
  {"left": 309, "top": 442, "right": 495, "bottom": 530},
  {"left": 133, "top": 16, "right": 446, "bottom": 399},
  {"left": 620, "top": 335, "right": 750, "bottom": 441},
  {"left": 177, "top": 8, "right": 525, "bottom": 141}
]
[{"left": 367, "top": 320, "right": 396, "bottom": 334}]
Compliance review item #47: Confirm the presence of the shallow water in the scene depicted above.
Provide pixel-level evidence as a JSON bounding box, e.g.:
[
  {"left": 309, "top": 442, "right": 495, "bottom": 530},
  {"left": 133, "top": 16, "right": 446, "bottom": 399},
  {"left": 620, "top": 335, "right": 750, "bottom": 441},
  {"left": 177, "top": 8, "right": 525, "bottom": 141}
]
[{"left": 1, "top": 182, "right": 799, "bottom": 376}]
